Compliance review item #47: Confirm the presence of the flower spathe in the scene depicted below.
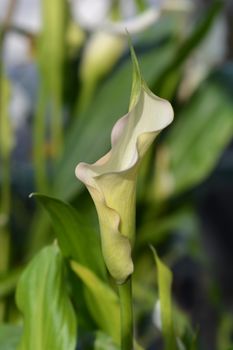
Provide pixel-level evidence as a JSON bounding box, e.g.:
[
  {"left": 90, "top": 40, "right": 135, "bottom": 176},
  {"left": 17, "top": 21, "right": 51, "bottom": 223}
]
[{"left": 75, "top": 48, "right": 174, "bottom": 283}]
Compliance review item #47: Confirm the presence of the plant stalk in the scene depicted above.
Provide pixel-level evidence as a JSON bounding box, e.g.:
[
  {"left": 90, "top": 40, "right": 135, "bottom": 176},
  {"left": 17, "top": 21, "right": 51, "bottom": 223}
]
[{"left": 118, "top": 278, "right": 134, "bottom": 350}]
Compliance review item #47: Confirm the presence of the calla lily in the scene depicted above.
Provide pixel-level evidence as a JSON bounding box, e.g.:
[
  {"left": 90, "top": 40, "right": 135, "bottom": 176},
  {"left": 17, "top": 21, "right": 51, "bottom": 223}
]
[{"left": 75, "top": 47, "right": 174, "bottom": 283}]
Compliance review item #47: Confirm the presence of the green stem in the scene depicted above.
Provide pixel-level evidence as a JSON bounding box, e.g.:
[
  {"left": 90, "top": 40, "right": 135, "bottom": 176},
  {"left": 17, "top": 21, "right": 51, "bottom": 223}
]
[
  {"left": 118, "top": 278, "right": 134, "bottom": 350},
  {"left": 75, "top": 78, "right": 97, "bottom": 118},
  {"left": 33, "top": 83, "right": 49, "bottom": 192}
]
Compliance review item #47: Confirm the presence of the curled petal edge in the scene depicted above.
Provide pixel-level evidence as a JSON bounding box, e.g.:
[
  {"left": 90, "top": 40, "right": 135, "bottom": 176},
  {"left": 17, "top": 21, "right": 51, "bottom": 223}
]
[{"left": 76, "top": 83, "right": 174, "bottom": 283}]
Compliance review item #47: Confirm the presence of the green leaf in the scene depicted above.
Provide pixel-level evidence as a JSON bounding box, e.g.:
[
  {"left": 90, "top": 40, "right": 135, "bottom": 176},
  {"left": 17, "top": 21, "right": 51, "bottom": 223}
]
[
  {"left": 16, "top": 245, "right": 77, "bottom": 350},
  {"left": 32, "top": 193, "right": 106, "bottom": 279},
  {"left": 0, "top": 325, "right": 22, "bottom": 350},
  {"left": 164, "top": 66, "right": 233, "bottom": 194},
  {"left": 181, "top": 326, "right": 198, "bottom": 350},
  {"left": 137, "top": 209, "right": 194, "bottom": 246},
  {"left": 151, "top": 247, "right": 177, "bottom": 350},
  {"left": 0, "top": 267, "right": 22, "bottom": 298},
  {"left": 94, "top": 331, "right": 119, "bottom": 350},
  {"left": 71, "top": 261, "right": 120, "bottom": 345},
  {"left": 154, "top": 0, "right": 223, "bottom": 99}
]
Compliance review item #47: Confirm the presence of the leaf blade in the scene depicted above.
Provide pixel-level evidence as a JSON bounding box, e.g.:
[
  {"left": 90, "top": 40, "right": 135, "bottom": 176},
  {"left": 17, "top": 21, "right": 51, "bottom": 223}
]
[
  {"left": 151, "top": 247, "right": 177, "bottom": 350},
  {"left": 71, "top": 261, "right": 120, "bottom": 345},
  {"left": 32, "top": 193, "right": 106, "bottom": 279},
  {"left": 165, "top": 67, "right": 233, "bottom": 194},
  {"left": 16, "top": 245, "right": 77, "bottom": 350}
]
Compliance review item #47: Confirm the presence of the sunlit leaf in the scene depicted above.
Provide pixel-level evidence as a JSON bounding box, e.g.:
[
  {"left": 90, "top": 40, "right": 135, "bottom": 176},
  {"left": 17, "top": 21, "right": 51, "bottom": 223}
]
[
  {"left": 32, "top": 193, "right": 106, "bottom": 279},
  {"left": 16, "top": 245, "right": 77, "bottom": 350},
  {"left": 71, "top": 261, "right": 120, "bottom": 345}
]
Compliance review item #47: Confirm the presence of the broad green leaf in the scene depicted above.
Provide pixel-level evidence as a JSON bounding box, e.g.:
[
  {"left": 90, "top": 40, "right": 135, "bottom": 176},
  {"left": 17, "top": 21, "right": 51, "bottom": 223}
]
[
  {"left": 32, "top": 193, "right": 106, "bottom": 279},
  {"left": 151, "top": 247, "right": 177, "bottom": 350},
  {"left": 71, "top": 261, "right": 120, "bottom": 345},
  {"left": 16, "top": 245, "right": 77, "bottom": 350},
  {"left": 164, "top": 66, "right": 233, "bottom": 194},
  {"left": 0, "top": 325, "right": 22, "bottom": 350}
]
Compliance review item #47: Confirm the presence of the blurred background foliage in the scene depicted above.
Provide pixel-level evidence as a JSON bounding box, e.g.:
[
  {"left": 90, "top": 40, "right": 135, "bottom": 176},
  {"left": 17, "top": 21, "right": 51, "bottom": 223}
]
[{"left": 0, "top": 0, "right": 233, "bottom": 349}]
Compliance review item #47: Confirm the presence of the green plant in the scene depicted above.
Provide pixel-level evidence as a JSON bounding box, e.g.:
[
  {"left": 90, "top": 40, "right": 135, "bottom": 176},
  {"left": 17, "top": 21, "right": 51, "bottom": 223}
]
[{"left": 1, "top": 1, "right": 233, "bottom": 349}]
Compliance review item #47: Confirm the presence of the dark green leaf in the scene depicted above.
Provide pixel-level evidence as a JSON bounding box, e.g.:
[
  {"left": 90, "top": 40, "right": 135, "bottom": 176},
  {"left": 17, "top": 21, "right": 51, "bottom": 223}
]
[
  {"left": 32, "top": 193, "right": 106, "bottom": 279},
  {"left": 16, "top": 245, "right": 77, "bottom": 350},
  {"left": 165, "top": 66, "right": 233, "bottom": 194},
  {"left": 0, "top": 267, "right": 22, "bottom": 298},
  {"left": 181, "top": 326, "right": 199, "bottom": 350}
]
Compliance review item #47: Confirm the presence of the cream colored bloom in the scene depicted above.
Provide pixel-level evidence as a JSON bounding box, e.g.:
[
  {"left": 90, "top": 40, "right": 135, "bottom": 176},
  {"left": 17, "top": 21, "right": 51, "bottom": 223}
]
[{"left": 75, "top": 49, "right": 174, "bottom": 283}]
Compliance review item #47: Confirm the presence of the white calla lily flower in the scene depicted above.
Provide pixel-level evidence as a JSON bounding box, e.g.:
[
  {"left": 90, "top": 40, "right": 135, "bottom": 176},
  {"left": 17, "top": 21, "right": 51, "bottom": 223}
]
[{"left": 75, "top": 47, "right": 174, "bottom": 283}]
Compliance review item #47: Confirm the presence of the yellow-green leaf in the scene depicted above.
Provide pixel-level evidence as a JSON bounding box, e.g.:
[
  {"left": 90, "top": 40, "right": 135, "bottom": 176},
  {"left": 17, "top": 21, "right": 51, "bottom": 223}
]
[
  {"left": 71, "top": 261, "right": 120, "bottom": 345},
  {"left": 151, "top": 247, "right": 177, "bottom": 350}
]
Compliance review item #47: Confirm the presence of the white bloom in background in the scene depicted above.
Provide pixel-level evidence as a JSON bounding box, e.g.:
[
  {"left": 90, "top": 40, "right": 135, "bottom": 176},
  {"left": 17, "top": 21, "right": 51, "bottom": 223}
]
[
  {"left": 10, "top": 84, "right": 31, "bottom": 131},
  {"left": 3, "top": 32, "right": 30, "bottom": 68},
  {"left": 70, "top": 0, "right": 192, "bottom": 34},
  {"left": 0, "top": 0, "right": 40, "bottom": 132},
  {"left": 152, "top": 300, "right": 162, "bottom": 330},
  {"left": 79, "top": 30, "right": 126, "bottom": 104},
  {"left": 0, "top": 0, "right": 41, "bottom": 67},
  {"left": 179, "top": 14, "right": 227, "bottom": 100},
  {"left": 70, "top": 0, "right": 111, "bottom": 30},
  {"left": 0, "top": 0, "right": 41, "bottom": 33}
]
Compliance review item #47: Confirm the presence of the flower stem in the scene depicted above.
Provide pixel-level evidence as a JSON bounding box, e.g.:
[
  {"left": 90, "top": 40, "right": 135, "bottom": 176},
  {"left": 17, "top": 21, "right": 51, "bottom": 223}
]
[{"left": 118, "top": 278, "right": 134, "bottom": 350}]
